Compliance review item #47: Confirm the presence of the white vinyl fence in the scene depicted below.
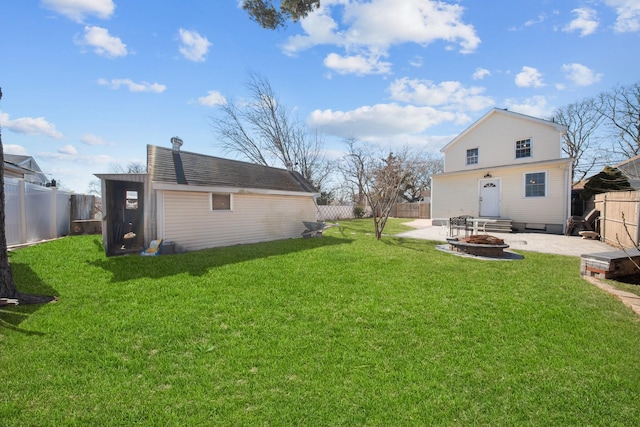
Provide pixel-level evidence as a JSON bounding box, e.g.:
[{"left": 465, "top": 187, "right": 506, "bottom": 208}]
[
  {"left": 317, "top": 205, "right": 357, "bottom": 221},
  {"left": 5, "top": 177, "right": 71, "bottom": 246}
]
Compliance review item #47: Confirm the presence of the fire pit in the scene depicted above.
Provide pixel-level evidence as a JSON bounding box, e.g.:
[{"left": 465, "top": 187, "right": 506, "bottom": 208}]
[{"left": 446, "top": 234, "right": 509, "bottom": 258}]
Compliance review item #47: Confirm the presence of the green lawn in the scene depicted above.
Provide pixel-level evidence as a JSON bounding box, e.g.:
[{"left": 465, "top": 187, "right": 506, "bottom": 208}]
[{"left": 1, "top": 219, "right": 639, "bottom": 426}]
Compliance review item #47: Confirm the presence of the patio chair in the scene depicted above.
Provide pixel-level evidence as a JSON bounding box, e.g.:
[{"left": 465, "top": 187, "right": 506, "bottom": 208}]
[
  {"left": 449, "top": 215, "right": 473, "bottom": 238},
  {"left": 565, "top": 209, "right": 599, "bottom": 236}
]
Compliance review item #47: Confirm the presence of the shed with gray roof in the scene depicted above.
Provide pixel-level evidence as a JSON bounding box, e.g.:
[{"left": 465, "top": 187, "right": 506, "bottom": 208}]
[{"left": 95, "top": 140, "right": 319, "bottom": 256}]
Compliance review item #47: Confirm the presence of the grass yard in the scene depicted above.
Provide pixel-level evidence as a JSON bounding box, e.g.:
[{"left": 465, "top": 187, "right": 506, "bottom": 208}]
[{"left": 1, "top": 219, "right": 639, "bottom": 426}]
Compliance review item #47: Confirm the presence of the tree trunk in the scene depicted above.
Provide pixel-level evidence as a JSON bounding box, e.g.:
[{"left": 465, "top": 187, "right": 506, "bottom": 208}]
[{"left": 0, "top": 87, "right": 56, "bottom": 305}]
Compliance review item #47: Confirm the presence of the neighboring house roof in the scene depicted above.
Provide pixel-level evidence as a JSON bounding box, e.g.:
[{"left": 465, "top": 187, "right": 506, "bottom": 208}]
[
  {"left": 3, "top": 159, "right": 32, "bottom": 176},
  {"left": 440, "top": 108, "right": 568, "bottom": 153},
  {"left": 147, "top": 145, "right": 319, "bottom": 194},
  {"left": 573, "top": 155, "right": 640, "bottom": 191},
  {"left": 3, "top": 154, "right": 49, "bottom": 185},
  {"left": 614, "top": 154, "right": 640, "bottom": 189},
  {"left": 615, "top": 154, "right": 640, "bottom": 169}
]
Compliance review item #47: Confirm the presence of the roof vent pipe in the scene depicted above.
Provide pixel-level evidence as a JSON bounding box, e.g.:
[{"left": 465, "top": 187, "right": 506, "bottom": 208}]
[{"left": 171, "top": 136, "right": 183, "bottom": 152}]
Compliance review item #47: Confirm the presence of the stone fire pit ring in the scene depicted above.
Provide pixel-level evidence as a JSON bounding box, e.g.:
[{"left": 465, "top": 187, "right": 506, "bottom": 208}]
[{"left": 446, "top": 235, "right": 510, "bottom": 258}]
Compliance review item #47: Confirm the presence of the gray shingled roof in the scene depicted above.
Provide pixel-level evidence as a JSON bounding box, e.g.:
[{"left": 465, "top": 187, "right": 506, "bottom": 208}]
[{"left": 147, "top": 145, "right": 318, "bottom": 194}]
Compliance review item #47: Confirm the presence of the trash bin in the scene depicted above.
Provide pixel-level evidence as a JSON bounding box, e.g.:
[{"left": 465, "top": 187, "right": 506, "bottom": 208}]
[{"left": 162, "top": 241, "right": 175, "bottom": 255}]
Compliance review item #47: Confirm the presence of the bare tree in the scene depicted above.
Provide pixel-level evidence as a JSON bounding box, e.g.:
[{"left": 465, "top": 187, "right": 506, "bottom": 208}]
[
  {"left": 243, "top": 0, "right": 320, "bottom": 29},
  {"left": 339, "top": 138, "right": 411, "bottom": 239},
  {"left": 599, "top": 82, "right": 640, "bottom": 158},
  {"left": 553, "top": 97, "right": 604, "bottom": 182},
  {"left": 401, "top": 152, "right": 443, "bottom": 202},
  {"left": 211, "top": 71, "right": 329, "bottom": 189},
  {"left": 110, "top": 162, "right": 147, "bottom": 174},
  {"left": 0, "top": 87, "right": 55, "bottom": 305}
]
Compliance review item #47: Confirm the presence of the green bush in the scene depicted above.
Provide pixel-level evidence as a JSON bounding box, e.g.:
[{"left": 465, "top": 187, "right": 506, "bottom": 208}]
[{"left": 353, "top": 205, "right": 365, "bottom": 218}]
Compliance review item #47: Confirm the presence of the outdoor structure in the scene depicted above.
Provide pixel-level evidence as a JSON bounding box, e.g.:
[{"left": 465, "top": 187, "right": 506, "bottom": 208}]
[
  {"left": 571, "top": 157, "right": 638, "bottom": 217},
  {"left": 431, "top": 108, "right": 571, "bottom": 234},
  {"left": 4, "top": 155, "right": 71, "bottom": 247},
  {"left": 95, "top": 139, "right": 320, "bottom": 256},
  {"left": 4, "top": 154, "right": 50, "bottom": 186},
  {"left": 615, "top": 154, "right": 640, "bottom": 189}
]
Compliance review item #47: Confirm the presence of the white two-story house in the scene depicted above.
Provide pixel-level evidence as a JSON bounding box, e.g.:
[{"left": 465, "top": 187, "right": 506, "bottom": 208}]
[{"left": 431, "top": 108, "right": 571, "bottom": 234}]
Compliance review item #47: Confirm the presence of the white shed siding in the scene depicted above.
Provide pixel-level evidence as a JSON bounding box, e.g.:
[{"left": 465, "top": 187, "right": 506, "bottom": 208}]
[
  {"left": 432, "top": 161, "right": 570, "bottom": 225},
  {"left": 160, "top": 190, "right": 316, "bottom": 252},
  {"left": 444, "top": 113, "right": 563, "bottom": 173}
]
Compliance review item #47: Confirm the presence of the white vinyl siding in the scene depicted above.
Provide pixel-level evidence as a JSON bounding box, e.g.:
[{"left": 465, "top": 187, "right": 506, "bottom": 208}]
[
  {"left": 431, "top": 162, "right": 568, "bottom": 225},
  {"left": 443, "top": 112, "right": 564, "bottom": 172},
  {"left": 159, "top": 191, "right": 316, "bottom": 252}
]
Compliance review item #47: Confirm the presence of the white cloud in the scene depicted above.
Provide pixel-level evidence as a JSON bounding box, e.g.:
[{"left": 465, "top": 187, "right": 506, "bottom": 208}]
[
  {"left": 324, "top": 52, "right": 392, "bottom": 75},
  {"left": 98, "top": 78, "right": 166, "bottom": 93},
  {"left": 388, "top": 78, "right": 494, "bottom": 112},
  {"left": 58, "top": 144, "right": 77, "bottom": 155},
  {"left": 38, "top": 150, "right": 113, "bottom": 164},
  {"left": 197, "top": 90, "right": 227, "bottom": 106},
  {"left": 562, "top": 63, "right": 603, "bottom": 86},
  {"left": 504, "top": 96, "right": 552, "bottom": 118},
  {"left": 515, "top": 66, "right": 545, "bottom": 88},
  {"left": 178, "top": 29, "right": 211, "bottom": 62},
  {"left": 77, "top": 26, "right": 127, "bottom": 58},
  {"left": 283, "top": 0, "right": 480, "bottom": 75},
  {"left": 524, "top": 14, "right": 547, "bottom": 27},
  {"left": 4, "top": 144, "right": 28, "bottom": 155},
  {"left": 472, "top": 68, "right": 491, "bottom": 80},
  {"left": 563, "top": 8, "right": 599, "bottom": 36},
  {"left": 308, "top": 103, "right": 462, "bottom": 138},
  {"left": 0, "top": 111, "right": 63, "bottom": 139},
  {"left": 409, "top": 55, "right": 423, "bottom": 68},
  {"left": 605, "top": 0, "right": 640, "bottom": 32},
  {"left": 81, "top": 133, "right": 110, "bottom": 146},
  {"left": 41, "top": 0, "right": 115, "bottom": 23}
]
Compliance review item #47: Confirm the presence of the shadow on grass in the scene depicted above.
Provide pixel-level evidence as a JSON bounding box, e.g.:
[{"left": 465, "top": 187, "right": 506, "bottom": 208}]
[
  {"left": 88, "top": 236, "right": 353, "bottom": 283},
  {"left": 0, "top": 262, "right": 58, "bottom": 335}
]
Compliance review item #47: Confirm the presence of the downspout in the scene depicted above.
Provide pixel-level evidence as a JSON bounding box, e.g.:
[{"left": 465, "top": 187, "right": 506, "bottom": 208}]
[
  {"left": 636, "top": 191, "right": 640, "bottom": 246},
  {"left": 563, "top": 167, "right": 570, "bottom": 234},
  {"left": 429, "top": 176, "right": 434, "bottom": 221}
]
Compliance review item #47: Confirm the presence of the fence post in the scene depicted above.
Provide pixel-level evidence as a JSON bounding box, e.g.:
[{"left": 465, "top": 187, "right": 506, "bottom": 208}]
[
  {"left": 602, "top": 194, "right": 607, "bottom": 244},
  {"left": 636, "top": 192, "right": 640, "bottom": 246},
  {"left": 50, "top": 187, "right": 58, "bottom": 239},
  {"left": 18, "top": 179, "right": 27, "bottom": 245}
]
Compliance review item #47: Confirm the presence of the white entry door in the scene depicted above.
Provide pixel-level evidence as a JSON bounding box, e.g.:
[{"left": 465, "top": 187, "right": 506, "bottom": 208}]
[{"left": 479, "top": 179, "right": 500, "bottom": 217}]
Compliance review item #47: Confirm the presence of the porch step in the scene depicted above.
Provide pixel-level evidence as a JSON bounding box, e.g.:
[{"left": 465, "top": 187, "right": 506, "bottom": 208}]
[{"left": 479, "top": 219, "right": 512, "bottom": 234}]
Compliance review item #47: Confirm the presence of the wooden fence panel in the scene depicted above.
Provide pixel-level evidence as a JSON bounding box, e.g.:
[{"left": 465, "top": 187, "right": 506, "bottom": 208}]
[
  {"left": 595, "top": 191, "right": 640, "bottom": 249},
  {"left": 394, "top": 202, "right": 430, "bottom": 219}
]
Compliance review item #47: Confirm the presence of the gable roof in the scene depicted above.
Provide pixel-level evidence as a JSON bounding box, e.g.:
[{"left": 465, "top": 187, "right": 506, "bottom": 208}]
[
  {"left": 147, "top": 145, "right": 318, "bottom": 194},
  {"left": 615, "top": 154, "right": 640, "bottom": 170},
  {"left": 3, "top": 154, "right": 49, "bottom": 185},
  {"left": 440, "top": 108, "right": 568, "bottom": 153},
  {"left": 3, "top": 159, "right": 32, "bottom": 176}
]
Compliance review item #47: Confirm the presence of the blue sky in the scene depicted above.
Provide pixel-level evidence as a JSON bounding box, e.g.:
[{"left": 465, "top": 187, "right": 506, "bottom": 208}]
[{"left": 1, "top": 0, "right": 639, "bottom": 193}]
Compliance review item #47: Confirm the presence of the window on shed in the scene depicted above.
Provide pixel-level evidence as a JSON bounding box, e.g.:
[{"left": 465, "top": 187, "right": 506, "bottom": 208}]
[
  {"left": 466, "top": 148, "right": 479, "bottom": 165},
  {"left": 125, "top": 191, "right": 138, "bottom": 210},
  {"left": 516, "top": 139, "right": 532, "bottom": 158},
  {"left": 525, "top": 172, "right": 546, "bottom": 197},
  {"left": 211, "top": 193, "right": 231, "bottom": 211}
]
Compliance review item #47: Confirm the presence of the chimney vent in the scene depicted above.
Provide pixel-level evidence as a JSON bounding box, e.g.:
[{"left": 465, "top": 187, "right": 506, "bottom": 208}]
[{"left": 171, "top": 136, "right": 183, "bottom": 152}]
